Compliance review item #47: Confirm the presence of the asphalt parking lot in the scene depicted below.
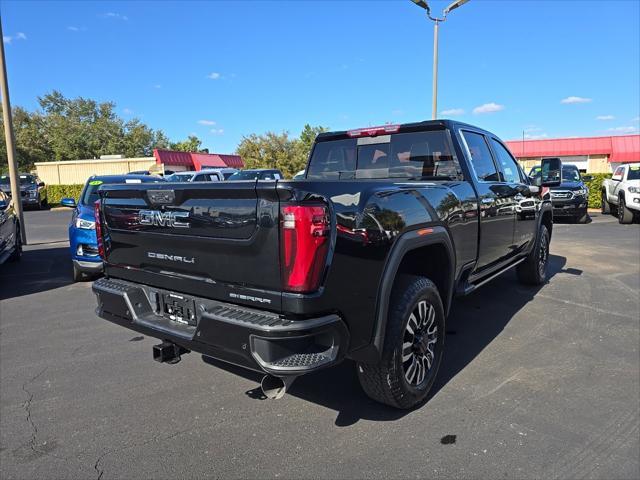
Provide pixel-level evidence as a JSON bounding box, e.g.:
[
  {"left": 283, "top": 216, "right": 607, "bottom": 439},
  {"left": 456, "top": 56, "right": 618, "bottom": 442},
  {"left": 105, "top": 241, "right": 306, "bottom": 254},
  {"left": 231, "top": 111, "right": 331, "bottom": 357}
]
[{"left": 1, "top": 210, "right": 638, "bottom": 479}]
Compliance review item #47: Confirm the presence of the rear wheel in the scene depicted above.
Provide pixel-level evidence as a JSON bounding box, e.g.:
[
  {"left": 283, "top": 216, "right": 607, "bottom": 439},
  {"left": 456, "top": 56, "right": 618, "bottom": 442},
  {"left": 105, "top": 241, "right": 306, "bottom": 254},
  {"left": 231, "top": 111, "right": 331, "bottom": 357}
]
[
  {"left": 618, "top": 196, "right": 634, "bottom": 224},
  {"left": 517, "top": 224, "right": 550, "bottom": 285},
  {"left": 601, "top": 191, "right": 610, "bottom": 214},
  {"left": 357, "top": 276, "right": 445, "bottom": 409}
]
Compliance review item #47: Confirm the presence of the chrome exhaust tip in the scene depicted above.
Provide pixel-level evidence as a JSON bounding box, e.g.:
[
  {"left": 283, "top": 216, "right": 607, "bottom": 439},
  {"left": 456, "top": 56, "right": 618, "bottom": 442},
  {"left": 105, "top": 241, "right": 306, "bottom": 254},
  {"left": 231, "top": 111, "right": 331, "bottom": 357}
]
[{"left": 260, "top": 374, "right": 296, "bottom": 400}]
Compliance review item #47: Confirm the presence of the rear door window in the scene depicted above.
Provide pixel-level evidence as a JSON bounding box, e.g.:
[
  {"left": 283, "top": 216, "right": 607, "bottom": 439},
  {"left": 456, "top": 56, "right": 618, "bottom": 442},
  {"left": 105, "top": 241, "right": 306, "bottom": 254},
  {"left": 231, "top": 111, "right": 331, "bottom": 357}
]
[{"left": 461, "top": 131, "right": 500, "bottom": 182}]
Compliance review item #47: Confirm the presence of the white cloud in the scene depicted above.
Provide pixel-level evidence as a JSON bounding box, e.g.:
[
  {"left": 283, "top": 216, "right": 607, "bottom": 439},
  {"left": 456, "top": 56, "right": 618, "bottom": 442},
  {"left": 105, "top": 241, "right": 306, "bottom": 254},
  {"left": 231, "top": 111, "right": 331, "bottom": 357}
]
[
  {"left": 560, "top": 96, "right": 592, "bottom": 104},
  {"left": 472, "top": 103, "right": 504, "bottom": 114},
  {"left": 632, "top": 116, "right": 640, "bottom": 122},
  {"left": 607, "top": 126, "right": 638, "bottom": 134},
  {"left": 440, "top": 108, "right": 465, "bottom": 116},
  {"left": 198, "top": 120, "right": 216, "bottom": 126},
  {"left": 596, "top": 115, "right": 614, "bottom": 120},
  {"left": 3, "top": 32, "right": 27, "bottom": 44},
  {"left": 123, "top": 108, "right": 134, "bottom": 115},
  {"left": 153, "top": 84, "right": 161, "bottom": 89},
  {"left": 210, "top": 128, "right": 224, "bottom": 135},
  {"left": 524, "top": 133, "right": 549, "bottom": 140},
  {"left": 104, "top": 12, "right": 129, "bottom": 21},
  {"left": 67, "top": 26, "right": 87, "bottom": 32},
  {"left": 207, "top": 72, "right": 221, "bottom": 80}
]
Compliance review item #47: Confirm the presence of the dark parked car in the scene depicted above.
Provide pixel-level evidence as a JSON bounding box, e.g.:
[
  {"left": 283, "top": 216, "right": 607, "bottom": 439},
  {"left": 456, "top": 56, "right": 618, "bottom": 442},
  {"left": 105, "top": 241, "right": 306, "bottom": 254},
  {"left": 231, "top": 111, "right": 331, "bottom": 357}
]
[
  {"left": 227, "top": 169, "right": 283, "bottom": 181},
  {"left": 91, "top": 120, "right": 561, "bottom": 409},
  {"left": 529, "top": 162, "right": 590, "bottom": 223},
  {"left": 0, "top": 190, "right": 22, "bottom": 265},
  {"left": 0, "top": 173, "right": 48, "bottom": 209}
]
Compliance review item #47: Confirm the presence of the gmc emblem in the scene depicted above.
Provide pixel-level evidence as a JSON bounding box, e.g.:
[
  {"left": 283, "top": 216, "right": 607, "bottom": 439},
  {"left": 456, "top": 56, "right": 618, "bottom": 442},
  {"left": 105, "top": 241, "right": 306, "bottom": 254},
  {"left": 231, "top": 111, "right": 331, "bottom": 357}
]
[{"left": 139, "top": 210, "right": 190, "bottom": 228}]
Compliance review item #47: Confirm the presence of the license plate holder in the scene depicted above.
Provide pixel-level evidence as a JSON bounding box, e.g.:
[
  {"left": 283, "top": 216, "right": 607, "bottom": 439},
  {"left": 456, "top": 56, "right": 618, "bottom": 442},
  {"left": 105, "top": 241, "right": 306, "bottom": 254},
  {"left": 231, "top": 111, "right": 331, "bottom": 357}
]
[{"left": 161, "top": 293, "right": 197, "bottom": 326}]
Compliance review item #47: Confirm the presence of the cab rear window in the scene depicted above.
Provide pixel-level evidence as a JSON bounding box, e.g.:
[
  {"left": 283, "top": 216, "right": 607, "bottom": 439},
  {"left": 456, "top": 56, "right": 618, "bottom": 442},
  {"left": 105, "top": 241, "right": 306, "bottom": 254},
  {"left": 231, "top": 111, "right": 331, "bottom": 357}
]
[{"left": 307, "top": 130, "right": 461, "bottom": 180}]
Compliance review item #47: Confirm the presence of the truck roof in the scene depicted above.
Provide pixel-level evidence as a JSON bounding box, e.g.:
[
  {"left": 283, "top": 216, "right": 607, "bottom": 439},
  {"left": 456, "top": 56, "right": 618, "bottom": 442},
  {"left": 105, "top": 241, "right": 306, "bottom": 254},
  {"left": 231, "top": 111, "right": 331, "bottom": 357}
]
[{"left": 316, "top": 119, "right": 493, "bottom": 142}]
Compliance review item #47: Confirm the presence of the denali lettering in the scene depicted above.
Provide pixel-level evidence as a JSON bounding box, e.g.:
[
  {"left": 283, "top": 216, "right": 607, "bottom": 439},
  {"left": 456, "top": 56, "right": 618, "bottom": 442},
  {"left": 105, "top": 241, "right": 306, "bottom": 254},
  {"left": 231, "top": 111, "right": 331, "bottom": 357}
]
[
  {"left": 229, "top": 292, "right": 272, "bottom": 304},
  {"left": 139, "top": 210, "right": 190, "bottom": 228},
  {"left": 147, "top": 252, "right": 195, "bottom": 264}
]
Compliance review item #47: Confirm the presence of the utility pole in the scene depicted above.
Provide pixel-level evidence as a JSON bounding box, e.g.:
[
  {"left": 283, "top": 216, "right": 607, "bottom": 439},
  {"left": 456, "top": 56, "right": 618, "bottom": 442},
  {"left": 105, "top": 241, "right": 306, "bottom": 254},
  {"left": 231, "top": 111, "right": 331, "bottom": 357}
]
[
  {"left": 0, "top": 15, "right": 26, "bottom": 244},
  {"left": 432, "top": 20, "right": 439, "bottom": 120}
]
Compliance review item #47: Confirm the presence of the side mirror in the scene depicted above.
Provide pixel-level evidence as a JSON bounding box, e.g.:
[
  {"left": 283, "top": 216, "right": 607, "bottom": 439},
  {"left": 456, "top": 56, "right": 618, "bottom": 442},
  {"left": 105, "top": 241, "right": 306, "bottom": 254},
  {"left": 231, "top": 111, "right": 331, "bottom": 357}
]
[
  {"left": 581, "top": 174, "right": 593, "bottom": 182},
  {"left": 540, "top": 157, "right": 562, "bottom": 187},
  {"left": 38, "top": 182, "right": 45, "bottom": 187},
  {"left": 60, "top": 197, "right": 77, "bottom": 208}
]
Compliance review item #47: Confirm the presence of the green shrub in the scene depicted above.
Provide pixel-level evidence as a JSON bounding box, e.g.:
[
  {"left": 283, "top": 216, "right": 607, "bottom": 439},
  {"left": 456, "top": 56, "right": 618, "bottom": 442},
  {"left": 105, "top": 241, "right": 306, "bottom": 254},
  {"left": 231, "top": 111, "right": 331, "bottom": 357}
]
[
  {"left": 584, "top": 173, "right": 612, "bottom": 209},
  {"left": 47, "top": 184, "right": 84, "bottom": 205}
]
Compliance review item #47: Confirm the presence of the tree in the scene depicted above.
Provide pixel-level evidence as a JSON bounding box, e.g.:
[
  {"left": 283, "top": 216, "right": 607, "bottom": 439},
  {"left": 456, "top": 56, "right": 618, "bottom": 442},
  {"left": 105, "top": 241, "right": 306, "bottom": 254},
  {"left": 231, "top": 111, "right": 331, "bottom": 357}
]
[
  {"left": 236, "top": 124, "right": 328, "bottom": 178},
  {"left": 0, "top": 91, "right": 206, "bottom": 172},
  {"left": 170, "top": 135, "right": 203, "bottom": 153}
]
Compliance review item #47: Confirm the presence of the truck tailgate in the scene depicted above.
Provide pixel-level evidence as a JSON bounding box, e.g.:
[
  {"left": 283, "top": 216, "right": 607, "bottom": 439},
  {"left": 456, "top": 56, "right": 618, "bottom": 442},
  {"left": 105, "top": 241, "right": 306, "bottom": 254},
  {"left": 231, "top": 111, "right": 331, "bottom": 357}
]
[{"left": 99, "top": 181, "right": 282, "bottom": 297}]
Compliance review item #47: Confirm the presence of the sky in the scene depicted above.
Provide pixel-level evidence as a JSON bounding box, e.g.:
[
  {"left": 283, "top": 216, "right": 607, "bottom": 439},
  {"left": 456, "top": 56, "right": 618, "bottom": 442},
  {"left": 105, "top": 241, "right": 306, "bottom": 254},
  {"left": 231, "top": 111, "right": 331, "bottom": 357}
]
[{"left": 1, "top": 0, "right": 639, "bottom": 154}]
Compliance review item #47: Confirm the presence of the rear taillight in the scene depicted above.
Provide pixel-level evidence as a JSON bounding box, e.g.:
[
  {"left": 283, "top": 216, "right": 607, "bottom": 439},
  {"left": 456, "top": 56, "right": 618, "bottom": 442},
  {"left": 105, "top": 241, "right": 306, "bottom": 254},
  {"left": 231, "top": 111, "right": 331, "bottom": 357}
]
[
  {"left": 94, "top": 200, "right": 105, "bottom": 259},
  {"left": 280, "top": 205, "right": 330, "bottom": 293}
]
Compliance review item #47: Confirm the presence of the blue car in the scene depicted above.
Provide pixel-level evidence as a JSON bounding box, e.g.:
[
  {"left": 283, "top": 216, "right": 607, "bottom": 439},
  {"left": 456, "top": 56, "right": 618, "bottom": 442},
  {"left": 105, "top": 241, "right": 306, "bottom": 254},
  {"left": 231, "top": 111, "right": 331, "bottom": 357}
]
[{"left": 61, "top": 174, "right": 164, "bottom": 281}]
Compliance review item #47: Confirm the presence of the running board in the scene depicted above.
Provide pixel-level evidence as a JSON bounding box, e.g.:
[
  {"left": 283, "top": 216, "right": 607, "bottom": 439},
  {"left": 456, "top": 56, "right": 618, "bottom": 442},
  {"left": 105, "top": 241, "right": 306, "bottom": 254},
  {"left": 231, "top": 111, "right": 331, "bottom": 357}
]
[{"left": 457, "top": 257, "right": 526, "bottom": 296}]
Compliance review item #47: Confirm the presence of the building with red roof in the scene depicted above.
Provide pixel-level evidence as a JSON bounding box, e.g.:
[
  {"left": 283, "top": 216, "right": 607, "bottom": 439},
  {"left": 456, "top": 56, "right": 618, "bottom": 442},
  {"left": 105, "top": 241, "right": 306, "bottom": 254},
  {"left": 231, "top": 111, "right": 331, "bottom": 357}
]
[
  {"left": 504, "top": 134, "right": 639, "bottom": 173},
  {"left": 152, "top": 149, "right": 244, "bottom": 173}
]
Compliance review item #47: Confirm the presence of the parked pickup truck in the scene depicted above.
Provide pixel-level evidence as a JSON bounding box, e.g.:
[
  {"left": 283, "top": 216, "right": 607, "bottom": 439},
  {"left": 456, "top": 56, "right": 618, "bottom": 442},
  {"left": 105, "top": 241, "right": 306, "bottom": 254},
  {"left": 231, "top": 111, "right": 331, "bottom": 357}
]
[
  {"left": 91, "top": 120, "right": 561, "bottom": 409},
  {"left": 601, "top": 162, "right": 640, "bottom": 224}
]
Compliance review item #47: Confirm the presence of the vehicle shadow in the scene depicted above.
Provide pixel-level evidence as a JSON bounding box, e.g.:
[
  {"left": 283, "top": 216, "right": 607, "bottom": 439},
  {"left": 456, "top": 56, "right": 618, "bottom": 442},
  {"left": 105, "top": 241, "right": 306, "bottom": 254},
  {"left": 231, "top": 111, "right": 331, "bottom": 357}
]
[
  {"left": 205, "top": 254, "right": 569, "bottom": 426},
  {"left": 0, "top": 246, "right": 77, "bottom": 300}
]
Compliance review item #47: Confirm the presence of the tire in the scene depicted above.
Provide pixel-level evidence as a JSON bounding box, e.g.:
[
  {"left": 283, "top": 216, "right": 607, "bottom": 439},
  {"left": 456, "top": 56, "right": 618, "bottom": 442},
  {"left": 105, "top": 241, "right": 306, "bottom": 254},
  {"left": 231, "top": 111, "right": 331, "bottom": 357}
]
[
  {"left": 8, "top": 223, "right": 22, "bottom": 262},
  {"left": 618, "top": 195, "right": 633, "bottom": 224},
  {"left": 72, "top": 263, "right": 85, "bottom": 282},
  {"left": 576, "top": 210, "right": 589, "bottom": 224},
  {"left": 517, "top": 224, "right": 550, "bottom": 286},
  {"left": 601, "top": 191, "right": 610, "bottom": 214},
  {"left": 357, "top": 276, "right": 445, "bottom": 409}
]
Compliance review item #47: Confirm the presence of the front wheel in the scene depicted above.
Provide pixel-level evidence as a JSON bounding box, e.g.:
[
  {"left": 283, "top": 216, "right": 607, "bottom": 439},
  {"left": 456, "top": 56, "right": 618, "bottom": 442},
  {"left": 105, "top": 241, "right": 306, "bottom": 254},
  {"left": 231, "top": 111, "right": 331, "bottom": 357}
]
[
  {"left": 517, "top": 224, "right": 550, "bottom": 285},
  {"left": 576, "top": 210, "right": 589, "bottom": 224},
  {"left": 357, "top": 276, "right": 445, "bottom": 409},
  {"left": 601, "top": 191, "right": 610, "bottom": 214},
  {"left": 8, "top": 223, "right": 22, "bottom": 262},
  {"left": 72, "top": 263, "right": 85, "bottom": 282},
  {"left": 618, "top": 196, "right": 634, "bottom": 224}
]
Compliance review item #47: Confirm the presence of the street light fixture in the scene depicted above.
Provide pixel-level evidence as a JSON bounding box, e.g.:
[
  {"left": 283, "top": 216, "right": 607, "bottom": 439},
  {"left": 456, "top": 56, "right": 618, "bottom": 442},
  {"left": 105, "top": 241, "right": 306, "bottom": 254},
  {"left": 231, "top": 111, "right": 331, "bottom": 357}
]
[{"left": 409, "top": 0, "right": 470, "bottom": 119}]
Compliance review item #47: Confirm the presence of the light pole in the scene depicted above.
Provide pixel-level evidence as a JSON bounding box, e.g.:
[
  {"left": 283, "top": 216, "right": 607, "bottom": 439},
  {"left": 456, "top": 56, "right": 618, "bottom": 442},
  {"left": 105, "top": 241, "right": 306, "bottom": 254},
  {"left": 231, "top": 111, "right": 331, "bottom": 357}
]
[
  {"left": 0, "top": 15, "right": 26, "bottom": 244},
  {"left": 409, "top": 0, "right": 470, "bottom": 120}
]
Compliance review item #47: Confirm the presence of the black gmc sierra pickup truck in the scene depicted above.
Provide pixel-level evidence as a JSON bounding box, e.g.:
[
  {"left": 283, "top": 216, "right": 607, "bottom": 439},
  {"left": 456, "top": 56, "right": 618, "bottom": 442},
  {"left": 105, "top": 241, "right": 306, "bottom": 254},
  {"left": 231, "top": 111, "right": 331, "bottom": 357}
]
[{"left": 92, "top": 120, "right": 562, "bottom": 409}]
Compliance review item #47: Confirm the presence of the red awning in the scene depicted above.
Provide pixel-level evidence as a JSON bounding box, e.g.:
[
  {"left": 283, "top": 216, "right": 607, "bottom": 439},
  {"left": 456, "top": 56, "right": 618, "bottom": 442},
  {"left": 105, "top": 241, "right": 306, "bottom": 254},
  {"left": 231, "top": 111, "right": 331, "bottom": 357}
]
[
  {"left": 153, "top": 149, "right": 244, "bottom": 170},
  {"left": 505, "top": 135, "right": 639, "bottom": 163}
]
